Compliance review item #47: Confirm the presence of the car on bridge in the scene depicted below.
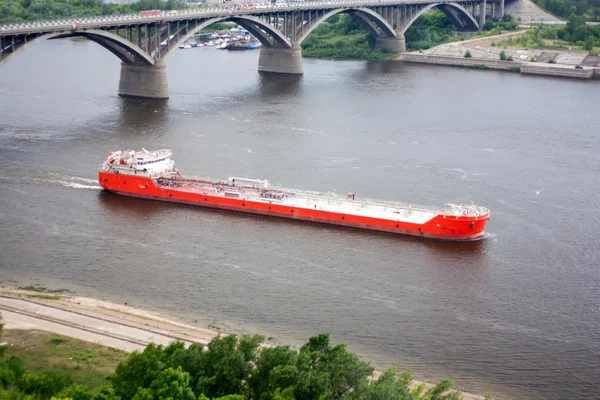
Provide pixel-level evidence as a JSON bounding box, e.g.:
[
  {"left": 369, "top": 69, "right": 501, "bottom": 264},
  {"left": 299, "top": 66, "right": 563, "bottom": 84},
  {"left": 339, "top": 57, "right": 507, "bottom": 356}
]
[{"left": 139, "top": 10, "right": 162, "bottom": 17}]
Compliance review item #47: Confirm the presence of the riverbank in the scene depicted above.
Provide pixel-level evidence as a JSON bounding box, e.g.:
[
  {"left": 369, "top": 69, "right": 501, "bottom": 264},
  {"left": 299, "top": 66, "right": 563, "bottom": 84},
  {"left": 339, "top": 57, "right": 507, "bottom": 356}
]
[
  {"left": 0, "top": 286, "right": 488, "bottom": 400},
  {"left": 399, "top": 31, "right": 600, "bottom": 79}
]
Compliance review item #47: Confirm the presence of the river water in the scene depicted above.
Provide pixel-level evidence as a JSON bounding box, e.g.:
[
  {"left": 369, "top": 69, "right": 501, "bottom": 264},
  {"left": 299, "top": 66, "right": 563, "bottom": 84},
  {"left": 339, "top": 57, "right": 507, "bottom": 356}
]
[{"left": 1, "top": 39, "right": 599, "bottom": 399}]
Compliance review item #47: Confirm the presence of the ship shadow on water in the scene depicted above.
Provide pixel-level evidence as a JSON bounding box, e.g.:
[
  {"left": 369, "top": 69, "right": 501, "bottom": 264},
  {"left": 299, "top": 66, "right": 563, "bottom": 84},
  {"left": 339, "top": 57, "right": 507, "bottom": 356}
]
[{"left": 97, "top": 190, "right": 173, "bottom": 219}]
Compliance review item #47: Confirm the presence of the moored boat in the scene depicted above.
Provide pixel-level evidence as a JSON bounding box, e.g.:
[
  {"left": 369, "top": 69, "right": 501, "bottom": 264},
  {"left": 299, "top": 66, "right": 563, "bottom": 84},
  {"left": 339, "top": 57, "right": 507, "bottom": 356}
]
[
  {"left": 98, "top": 149, "right": 491, "bottom": 241},
  {"left": 226, "top": 40, "right": 249, "bottom": 50}
]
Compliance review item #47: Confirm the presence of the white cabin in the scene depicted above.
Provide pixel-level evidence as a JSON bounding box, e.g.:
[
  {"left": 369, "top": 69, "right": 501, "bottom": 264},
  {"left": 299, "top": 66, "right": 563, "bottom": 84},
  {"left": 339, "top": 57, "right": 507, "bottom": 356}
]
[{"left": 101, "top": 148, "right": 177, "bottom": 177}]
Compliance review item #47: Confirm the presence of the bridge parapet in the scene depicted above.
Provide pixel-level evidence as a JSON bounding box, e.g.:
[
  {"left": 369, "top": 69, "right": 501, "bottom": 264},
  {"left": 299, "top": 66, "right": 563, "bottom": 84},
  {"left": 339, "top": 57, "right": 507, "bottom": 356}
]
[{"left": 0, "top": 0, "right": 486, "bottom": 98}]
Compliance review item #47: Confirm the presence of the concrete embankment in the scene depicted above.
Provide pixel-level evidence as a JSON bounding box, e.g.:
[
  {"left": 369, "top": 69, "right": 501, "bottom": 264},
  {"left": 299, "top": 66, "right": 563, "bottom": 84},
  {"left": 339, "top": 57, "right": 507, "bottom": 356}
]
[
  {"left": 400, "top": 39, "right": 600, "bottom": 80},
  {"left": 401, "top": 53, "right": 599, "bottom": 79},
  {"left": 401, "top": 53, "right": 521, "bottom": 71},
  {"left": 520, "top": 62, "right": 596, "bottom": 78}
]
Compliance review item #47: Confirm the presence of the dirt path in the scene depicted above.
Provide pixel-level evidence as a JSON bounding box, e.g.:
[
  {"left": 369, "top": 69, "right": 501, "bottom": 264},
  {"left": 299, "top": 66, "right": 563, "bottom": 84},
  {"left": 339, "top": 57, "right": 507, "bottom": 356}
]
[{"left": 504, "top": 0, "right": 561, "bottom": 22}]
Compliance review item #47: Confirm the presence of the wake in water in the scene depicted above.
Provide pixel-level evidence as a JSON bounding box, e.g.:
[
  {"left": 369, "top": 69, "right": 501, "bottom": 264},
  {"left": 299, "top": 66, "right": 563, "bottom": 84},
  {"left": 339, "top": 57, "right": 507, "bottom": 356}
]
[
  {"left": 0, "top": 171, "right": 102, "bottom": 190},
  {"left": 60, "top": 182, "right": 102, "bottom": 190}
]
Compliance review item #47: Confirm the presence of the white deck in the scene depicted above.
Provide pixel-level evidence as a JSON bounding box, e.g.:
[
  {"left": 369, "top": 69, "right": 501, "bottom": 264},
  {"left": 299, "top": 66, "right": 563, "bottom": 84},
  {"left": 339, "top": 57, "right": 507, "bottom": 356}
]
[{"left": 157, "top": 177, "right": 488, "bottom": 224}]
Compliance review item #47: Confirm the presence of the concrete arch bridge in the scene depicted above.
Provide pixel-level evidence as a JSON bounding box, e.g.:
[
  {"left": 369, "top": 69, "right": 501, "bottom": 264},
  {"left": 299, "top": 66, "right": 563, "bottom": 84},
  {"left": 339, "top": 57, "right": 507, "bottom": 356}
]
[{"left": 0, "top": 0, "right": 503, "bottom": 98}]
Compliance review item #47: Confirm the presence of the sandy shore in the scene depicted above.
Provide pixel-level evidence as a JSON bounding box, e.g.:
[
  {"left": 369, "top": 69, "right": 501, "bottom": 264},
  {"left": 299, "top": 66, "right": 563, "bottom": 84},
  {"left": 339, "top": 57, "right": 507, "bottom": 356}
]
[{"left": 0, "top": 286, "right": 488, "bottom": 400}]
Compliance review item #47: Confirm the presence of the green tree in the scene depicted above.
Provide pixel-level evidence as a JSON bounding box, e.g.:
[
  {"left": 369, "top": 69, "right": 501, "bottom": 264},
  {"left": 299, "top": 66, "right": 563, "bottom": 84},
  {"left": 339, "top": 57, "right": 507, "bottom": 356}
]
[
  {"left": 0, "top": 356, "right": 26, "bottom": 388},
  {"left": 195, "top": 334, "right": 263, "bottom": 398},
  {"left": 90, "top": 388, "right": 120, "bottom": 400},
  {"left": 584, "top": 35, "right": 595, "bottom": 51},
  {"left": 109, "top": 343, "right": 165, "bottom": 400},
  {"left": 499, "top": 50, "right": 507, "bottom": 60},
  {"left": 56, "top": 386, "right": 92, "bottom": 400},
  {"left": 532, "top": 0, "right": 600, "bottom": 21},
  {"left": 294, "top": 333, "right": 374, "bottom": 399},
  {"left": 0, "top": 389, "right": 34, "bottom": 400},
  {"left": 411, "top": 378, "right": 461, "bottom": 400},
  {"left": 165, "top": 343, "right": 204, "bottom": 381},
  {"left": 131, "top": 367, "right": 195, "bottom": 400},
  {"left": 464, "top": 50, "right": 472, "bottom": 58},
  {"left": 346, "top": 367, "right": 412, "bottom": 400},
  {"left": 18, "top": 372, "right": 73, "bottom": 400},
  {"left": 247, "top": 346, "right": 297, "bottom": 399}
]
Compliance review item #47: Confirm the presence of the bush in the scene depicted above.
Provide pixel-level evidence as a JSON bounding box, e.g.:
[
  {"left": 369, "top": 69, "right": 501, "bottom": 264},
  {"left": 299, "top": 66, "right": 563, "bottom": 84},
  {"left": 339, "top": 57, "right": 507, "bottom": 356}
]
[
  {"left": 90, "top": 388, "right": 119, "bottom": 400},
  {"left": 499, "top": 50, "right": 507, "bottom": 60},
  {"left": 464, "top": 50, "right": 472, "bottom": 58},
  {"left": 18, "top": 372, "right": 73, "bottom": 399},
  {"left": 584, "top": 35, "right": 595, "bottom": 51},
  {"left": 507, "top": 55, "right": 514, "bottom": 61},
  {"left": 49, "top": 337, "right": 67, "bottom": 345},
  {"left": 0, "top": 356, "right": 26, "bottom": 388},
  {"left": 56, "top": 385, "right": 92, "bottom": 400}
]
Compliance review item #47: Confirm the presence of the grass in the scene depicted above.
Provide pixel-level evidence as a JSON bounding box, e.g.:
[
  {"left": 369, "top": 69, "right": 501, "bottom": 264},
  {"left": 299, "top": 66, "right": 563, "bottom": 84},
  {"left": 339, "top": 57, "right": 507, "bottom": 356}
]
[
  {"left": 18, "top": 286, "right": 47, "bottom": 292},
  {"left": 26, "top": 294, "right": 61, "bottom": 300},
  {"left": 18, "top": 285, "right": 72, "bottom": 294},
  {"left": 1, "top": 330, "right": 128, "bottom": 391}
]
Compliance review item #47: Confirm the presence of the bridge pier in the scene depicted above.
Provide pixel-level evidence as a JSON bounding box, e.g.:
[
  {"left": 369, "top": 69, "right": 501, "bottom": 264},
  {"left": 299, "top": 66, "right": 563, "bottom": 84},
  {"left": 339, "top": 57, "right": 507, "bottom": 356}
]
[
  {"left": 118, "top": 60, "right": 169, "bottom": 99},
  {"left": 258, "top": 44, "right": 303, "bottom": 75},
  {"left": 375, "top": 35, "right": 406, "bottom": 53},
  {"left": 479, "top": 0, "right": 487, "bottom": 27}
]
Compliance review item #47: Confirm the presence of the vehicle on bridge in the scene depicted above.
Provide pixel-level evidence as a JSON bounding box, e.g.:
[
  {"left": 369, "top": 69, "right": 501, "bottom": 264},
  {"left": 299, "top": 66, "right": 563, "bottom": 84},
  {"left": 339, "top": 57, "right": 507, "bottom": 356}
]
[{"left": 139, "top": 10, "right": 162, "bottom": 17}]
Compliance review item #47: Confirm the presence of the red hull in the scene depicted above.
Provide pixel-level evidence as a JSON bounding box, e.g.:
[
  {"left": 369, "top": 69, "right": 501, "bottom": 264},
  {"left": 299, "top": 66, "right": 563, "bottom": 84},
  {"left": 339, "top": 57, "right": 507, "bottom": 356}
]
[{"left": 99, "top": 172, "right": 489, "bottom": 241}]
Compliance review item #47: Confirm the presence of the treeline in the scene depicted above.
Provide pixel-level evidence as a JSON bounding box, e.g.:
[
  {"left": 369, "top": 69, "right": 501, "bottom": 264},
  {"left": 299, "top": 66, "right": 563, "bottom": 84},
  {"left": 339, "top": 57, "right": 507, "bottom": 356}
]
[
  {"left": 500, "top": 16, "right": 599, "bottom": 52},
  {"left": 0, "top": 0, "right": 188, "bottom": 24},
  {"left": 559, "top": 14, "right": 600, "bottom": 43},
  {"left": 404, "top": 11, "right": 454, "bottom": 51},
  {"left": 0, "top": 329, "right": 469, "bottom": 400},
  {"left": 531, "top": 0, "right": 600, "bottom": 22},
  {"left": 303, "top": 11, "right": 520, "bottom": 58},
  {"left": 301, "top": 14, "right": 392, "bottom": 60},
  {"left": 301, "top": 12, "right": 457, "bottom": 57}
]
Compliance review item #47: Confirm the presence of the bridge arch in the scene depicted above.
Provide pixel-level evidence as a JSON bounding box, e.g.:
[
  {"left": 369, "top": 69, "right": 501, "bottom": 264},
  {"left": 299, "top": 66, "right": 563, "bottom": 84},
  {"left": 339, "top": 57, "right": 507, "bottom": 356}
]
[
  {"left": 297, "top": 7, "right": 397, "bottom": 45},
  {"left": 399, "top": 2, "right": 479, "bottom": 35},
  {"left": 1, "top": 29, "right": 155, "bottom": 67},
  {"left": 166, "top": 15, "right": 292, "bottom": 58}
]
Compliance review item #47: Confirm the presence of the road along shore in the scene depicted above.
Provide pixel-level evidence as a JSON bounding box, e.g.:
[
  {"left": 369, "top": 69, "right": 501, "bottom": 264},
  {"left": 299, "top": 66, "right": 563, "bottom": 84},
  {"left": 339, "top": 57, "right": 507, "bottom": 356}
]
[{"left": 0, "top": 287, "right": 488, "bottom": 400}]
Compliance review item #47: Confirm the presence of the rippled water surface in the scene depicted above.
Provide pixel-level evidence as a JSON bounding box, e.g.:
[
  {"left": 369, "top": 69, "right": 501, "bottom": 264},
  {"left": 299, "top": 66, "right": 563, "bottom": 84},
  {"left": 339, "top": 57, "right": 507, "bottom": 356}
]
[{"left": 1, "top": 39, "right": 600, "bottom": 400}]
